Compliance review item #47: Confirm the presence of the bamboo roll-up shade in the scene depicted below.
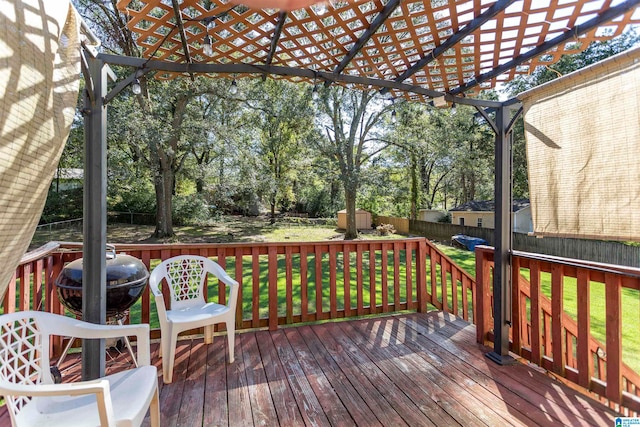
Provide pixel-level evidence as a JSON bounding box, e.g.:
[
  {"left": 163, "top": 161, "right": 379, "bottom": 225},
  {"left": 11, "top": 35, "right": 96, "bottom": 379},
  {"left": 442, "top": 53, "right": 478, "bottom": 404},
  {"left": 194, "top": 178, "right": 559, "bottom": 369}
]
[
  {"left": 0, "top": 0, "right": 81, "bottom": 298},
  {"left": 519, "top": 47, "right": 640, "bottom": 241}
]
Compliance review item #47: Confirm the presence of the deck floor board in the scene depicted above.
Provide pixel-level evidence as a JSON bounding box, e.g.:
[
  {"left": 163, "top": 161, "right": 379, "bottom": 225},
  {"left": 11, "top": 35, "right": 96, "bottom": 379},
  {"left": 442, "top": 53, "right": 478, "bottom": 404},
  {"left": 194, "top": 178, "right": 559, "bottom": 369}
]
[{"left": 0, "top": 312, "right": 620, "bottom": 426}]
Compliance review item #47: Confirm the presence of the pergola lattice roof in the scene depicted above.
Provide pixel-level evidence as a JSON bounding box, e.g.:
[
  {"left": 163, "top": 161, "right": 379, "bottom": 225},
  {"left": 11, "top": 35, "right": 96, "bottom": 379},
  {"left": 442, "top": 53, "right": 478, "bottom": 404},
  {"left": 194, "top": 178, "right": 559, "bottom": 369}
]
[{"left": 115, "top": 0, "right": 640, "bottom": 100}]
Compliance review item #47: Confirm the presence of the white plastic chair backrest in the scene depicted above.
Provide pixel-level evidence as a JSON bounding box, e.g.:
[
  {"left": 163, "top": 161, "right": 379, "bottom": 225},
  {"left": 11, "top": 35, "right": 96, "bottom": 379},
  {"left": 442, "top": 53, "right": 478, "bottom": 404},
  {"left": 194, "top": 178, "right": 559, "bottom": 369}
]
[
  {"left": 0, "top": 312, "right": 54, "bottom": 418},
  {"left": 149, "top": 256, "right": 232, "bottom": 312}
]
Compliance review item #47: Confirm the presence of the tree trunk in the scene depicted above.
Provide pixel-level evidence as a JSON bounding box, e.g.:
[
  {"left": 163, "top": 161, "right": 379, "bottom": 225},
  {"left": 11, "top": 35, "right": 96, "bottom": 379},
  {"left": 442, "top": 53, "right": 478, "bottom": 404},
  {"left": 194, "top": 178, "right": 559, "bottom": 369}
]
[
  {"left": 410, "top": 151, "right": 418, "bottom": 220},
  {"left": 344, "top": 184, "right": 358, "bottom": 240},
  {"left": 269, "top": 192, "right": 277, "bottom": 224},
  {"left": 153, "top": 160, "right": 174, "bottom": 238}
]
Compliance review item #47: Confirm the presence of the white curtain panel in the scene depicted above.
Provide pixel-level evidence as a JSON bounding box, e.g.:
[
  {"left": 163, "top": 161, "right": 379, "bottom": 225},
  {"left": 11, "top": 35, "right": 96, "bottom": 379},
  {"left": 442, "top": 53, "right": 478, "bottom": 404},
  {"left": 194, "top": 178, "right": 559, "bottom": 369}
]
[
  {"left": 0, "top": 0, "right": 81, "bottom": 298},
  {"left": 519, "top": 47, "right": 640, "bottom": 241}
]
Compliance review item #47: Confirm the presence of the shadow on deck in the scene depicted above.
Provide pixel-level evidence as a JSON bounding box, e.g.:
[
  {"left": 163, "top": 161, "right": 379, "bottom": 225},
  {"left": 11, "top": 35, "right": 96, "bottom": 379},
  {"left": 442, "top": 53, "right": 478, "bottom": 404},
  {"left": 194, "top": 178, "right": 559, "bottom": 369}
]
[{"left": 1, "top": 311, "right": 619, "bottom": 426}]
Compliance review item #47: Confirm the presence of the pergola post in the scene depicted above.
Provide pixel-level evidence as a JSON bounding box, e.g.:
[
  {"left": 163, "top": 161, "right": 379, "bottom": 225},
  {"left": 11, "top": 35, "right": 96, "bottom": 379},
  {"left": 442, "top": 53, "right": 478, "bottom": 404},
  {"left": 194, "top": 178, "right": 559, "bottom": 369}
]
[
  {"left": 82, "top": 55, "right": 108, "bottom": 380},
  {"left": 486, "top": 103, "right": 515, "bottom": 365}
]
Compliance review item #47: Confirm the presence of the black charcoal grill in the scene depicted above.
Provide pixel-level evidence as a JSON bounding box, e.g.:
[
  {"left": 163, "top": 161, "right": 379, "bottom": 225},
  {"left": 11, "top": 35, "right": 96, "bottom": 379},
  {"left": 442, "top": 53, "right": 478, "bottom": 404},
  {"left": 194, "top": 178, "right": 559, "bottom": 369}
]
[
  {"left": 55, "top": 246, "right": 149, "bottom": 318},
  {"left": 53, "top": 246, "right": 149, "bottom": 374}
]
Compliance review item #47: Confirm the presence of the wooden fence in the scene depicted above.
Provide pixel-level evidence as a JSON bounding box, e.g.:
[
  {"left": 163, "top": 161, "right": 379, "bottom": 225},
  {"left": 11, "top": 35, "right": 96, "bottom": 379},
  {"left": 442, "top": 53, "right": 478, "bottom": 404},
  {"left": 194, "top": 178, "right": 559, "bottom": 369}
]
[
  {"left": 376, "top": 215, "right": 640, "bottom": 268},
  {"left": 476, "top": 246, "right": 640, "bottom": 414}
]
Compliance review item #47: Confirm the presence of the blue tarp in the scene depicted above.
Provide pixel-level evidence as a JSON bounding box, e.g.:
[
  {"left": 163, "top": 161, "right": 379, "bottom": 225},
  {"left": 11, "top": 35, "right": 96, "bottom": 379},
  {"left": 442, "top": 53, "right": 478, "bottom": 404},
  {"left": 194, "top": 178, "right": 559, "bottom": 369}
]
[{"left": 451, "top": 234, "right": 487, "bottom": 251}]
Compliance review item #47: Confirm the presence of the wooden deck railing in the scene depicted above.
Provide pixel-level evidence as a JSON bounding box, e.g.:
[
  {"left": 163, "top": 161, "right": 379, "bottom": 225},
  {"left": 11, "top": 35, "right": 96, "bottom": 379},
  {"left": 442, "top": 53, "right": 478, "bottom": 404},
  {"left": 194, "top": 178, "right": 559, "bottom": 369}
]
[
  {"left": 476, "top": 246, "right": 640, "bottom": 415},
  {"left": 8, "top": 238, "right": 640, "bottom": 414},
  {"left": 5, "top": 238, "right": 474, "bottom": 356}
]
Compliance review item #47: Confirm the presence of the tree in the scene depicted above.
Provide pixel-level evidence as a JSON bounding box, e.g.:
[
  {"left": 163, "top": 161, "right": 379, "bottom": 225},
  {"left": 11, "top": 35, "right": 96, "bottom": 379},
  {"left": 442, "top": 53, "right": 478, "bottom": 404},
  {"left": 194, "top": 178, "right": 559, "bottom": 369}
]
[
  {"left": 245, "top": 80, "right": 316, "bottom": 222},
  {"left": 314, "top": 87, "right": 393, "bottom": 239}
]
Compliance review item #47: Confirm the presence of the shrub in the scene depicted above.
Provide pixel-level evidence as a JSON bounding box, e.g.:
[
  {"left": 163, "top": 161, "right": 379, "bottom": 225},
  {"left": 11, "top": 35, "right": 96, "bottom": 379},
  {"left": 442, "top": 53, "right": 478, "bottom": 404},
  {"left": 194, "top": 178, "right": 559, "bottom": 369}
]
[{"left": 172, "top": 194, "right": 210, "bottom": 225}]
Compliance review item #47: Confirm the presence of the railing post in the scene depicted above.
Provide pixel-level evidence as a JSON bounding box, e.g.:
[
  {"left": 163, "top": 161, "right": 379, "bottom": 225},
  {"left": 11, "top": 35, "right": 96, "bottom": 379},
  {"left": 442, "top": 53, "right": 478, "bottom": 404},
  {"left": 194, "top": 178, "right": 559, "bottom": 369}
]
[{"left": 475, "top": 247, "right": 493, "bottom": 344}]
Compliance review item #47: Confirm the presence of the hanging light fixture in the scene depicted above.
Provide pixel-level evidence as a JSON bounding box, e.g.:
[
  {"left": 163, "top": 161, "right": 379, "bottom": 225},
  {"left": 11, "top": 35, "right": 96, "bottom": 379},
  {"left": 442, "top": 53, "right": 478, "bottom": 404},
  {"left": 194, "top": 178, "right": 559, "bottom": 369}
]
[
  {"left": 131, "top": 77, "right": 142, "bottom": 95},
  {"left": 203, "top": 34, "right": 213, "bottom": 57},
  {"left": 312, "top": 85, "right": 319, "bottom": 101},
  {"left": 390, "top": 98, "right": 397, "bottom": 123},
  {"left": 202, "top": 17, "right": 215, "bottom": 57},
  {"left": 229, "top": 79, "right": 238, "bottom": 95},
  {"left": 131, "top": 69, "right": 143, "bottom": 95}
]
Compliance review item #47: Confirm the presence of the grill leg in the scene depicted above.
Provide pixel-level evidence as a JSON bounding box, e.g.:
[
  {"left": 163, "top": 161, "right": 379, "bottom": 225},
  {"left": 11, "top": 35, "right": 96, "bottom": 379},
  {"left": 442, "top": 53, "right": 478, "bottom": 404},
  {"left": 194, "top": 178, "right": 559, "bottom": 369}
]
[{"left": 117, "top": 318, "right": 138, "bottom": 367}]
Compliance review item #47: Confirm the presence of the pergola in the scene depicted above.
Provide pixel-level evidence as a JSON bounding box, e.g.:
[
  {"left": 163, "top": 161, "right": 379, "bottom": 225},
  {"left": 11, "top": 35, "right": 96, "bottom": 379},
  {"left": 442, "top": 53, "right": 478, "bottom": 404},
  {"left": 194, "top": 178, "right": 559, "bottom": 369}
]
[{"left": 74, "top": 0, "right": 640, "bottom": 378}]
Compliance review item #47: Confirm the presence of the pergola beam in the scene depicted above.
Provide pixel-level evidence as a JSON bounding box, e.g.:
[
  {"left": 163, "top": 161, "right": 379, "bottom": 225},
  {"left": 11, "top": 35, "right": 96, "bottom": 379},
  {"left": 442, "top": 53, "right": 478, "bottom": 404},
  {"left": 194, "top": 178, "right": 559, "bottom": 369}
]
[
  {"left": 266, "top": 12, "right": 288, "bottom": 65},
  {"left": 381, "top": 0, "right": 516, "bottom": 95},
  {"left": 170, "top": 0, "right": 195, "bottom": 81},
  {"left": 98, "top": 52, "right": 503, "bottom": 108},
  {"left": 332, "top": 0, "right": 402, "bottom": 76},
  {"left": 451, "top": 0, "right": 640, "bottom": 94}
]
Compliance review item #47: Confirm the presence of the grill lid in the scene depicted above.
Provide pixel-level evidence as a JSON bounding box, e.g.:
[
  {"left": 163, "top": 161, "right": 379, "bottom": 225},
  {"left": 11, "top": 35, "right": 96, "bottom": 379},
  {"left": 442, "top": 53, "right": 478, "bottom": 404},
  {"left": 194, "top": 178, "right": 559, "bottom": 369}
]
[{"left": 55, "top": 246, "right": 149, "bottom": 317}]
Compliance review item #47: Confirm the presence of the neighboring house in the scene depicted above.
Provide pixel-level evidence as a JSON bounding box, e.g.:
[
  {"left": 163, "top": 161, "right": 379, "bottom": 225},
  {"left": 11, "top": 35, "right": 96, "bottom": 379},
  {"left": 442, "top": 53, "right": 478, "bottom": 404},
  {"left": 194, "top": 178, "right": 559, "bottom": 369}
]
[
  {"left": 418, "top": 209, "right": 445, "bottom": 222},
  {"left": 52, "top": 168, "right": 83, "bottom": 191},
  {"left": 449, "top": 199, "right": 532, "bottom": 234}
]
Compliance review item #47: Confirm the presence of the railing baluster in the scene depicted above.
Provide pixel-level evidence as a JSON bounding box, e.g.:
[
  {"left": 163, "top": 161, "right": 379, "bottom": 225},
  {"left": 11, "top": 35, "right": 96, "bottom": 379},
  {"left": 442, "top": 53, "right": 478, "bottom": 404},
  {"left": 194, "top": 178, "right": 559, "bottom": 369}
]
[
  {"left": 405, "top": 241, "right": 413, "bottom": 310},
  {"left": 440, "top": 257, "right": 449, "bottom": 313},
  {"left": 577, "top": 268, "right": 591, "bottom": 389},
  {"left": 19, "top": 264, "right": 30, "bottom": 311},
  {"left": 235, "top": 248, "right": 244, "bottom": 329},
  {"left": 329, "top": 244, "right": 338, "bottom": 318},
  {"left": 451, "top": 267, "right": 459, "bottom": 317},
  {"left": 315, "top": 245, "right": 323, "bottom": 320},
  {"left": 285, "top": 246, "right": 293, "bottom": 324},
  {"left": 417, "top": 239, "right": 427, "bottom": 313},
  {"left": 381, "top": 242, "right": 389, "bottom": 313},
  {"left": 511, "top": 256, "right": 522, "bottom": 355},
  {"left": 605, "top": 273, "right": 623, "bottom": 405},
  {"left": 343, "top": 244, "right": 351, "bottom": 317},
  {"left": 268, "top": 246, "right": 278, "bottom": 331},
  {"left": 393, "top": 242, "right": 400, "bottom": 310},
  {"left": 530, "top": 260, "right": 542, "bottom": 366},
  {"left": 251, "top": 246, "right": 260, "bottom": 328},
  {"left": 551, "top": 263, "right": 565, "bottom": 375},
  {"left": 300, "top": 245, "right": 308, "bottom": 322},
  {"left": 430, "top": 249, "right": 439, "bottom": 309},
  {"left": 369, "top": 245, "right": 376, "bottom": 314},
  {"left": 357, "top": 244, "right": 364, "bottom": 315}
]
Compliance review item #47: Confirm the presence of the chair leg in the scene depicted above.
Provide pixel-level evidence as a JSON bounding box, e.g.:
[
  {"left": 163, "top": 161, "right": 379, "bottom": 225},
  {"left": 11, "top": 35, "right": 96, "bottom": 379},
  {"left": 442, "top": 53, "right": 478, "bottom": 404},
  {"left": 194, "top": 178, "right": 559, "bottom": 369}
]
[
  {"left": 163, "top": 332, "right": 178, "bottom": 384},
  {"left": 226, "top": 320, "right": 235, "bottom": 364},
  {"left": 149, "top": 385, "right": 161, "bottom": 427},
  {"left": 204, "top": 325, "right": 213, "bottom": 344}
]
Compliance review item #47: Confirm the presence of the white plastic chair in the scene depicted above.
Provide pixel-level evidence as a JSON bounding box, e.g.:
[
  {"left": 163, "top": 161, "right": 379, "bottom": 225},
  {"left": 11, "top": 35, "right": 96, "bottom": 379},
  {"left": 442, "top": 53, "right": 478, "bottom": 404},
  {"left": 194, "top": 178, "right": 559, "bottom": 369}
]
[
  {"left": 0, "top": 310, "right": 160, "bottom": 427},
  {"left": 149, "top": 255, "right": 239, "bottom": 383}
]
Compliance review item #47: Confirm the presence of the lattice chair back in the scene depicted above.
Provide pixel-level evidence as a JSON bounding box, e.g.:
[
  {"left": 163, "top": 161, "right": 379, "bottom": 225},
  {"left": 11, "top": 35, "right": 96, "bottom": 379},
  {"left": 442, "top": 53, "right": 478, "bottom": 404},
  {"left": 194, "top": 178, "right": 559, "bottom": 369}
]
[
  {"left": 0, "top": 313, "right": 53, "bottom": 419},
  {"left": 0, "top": 310, "right": 160, "bottom": 427},
  {"left": 149, "top": 256, "right": 211, "bottom": 311}
]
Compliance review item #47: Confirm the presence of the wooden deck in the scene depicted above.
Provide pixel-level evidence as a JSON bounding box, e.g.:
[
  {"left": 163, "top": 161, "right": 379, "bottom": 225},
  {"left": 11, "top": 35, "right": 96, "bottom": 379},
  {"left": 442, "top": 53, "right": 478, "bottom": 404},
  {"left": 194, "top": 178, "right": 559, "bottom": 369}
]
[{"left": 1, "top": 311, "right": 620, "bottom": 426}]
